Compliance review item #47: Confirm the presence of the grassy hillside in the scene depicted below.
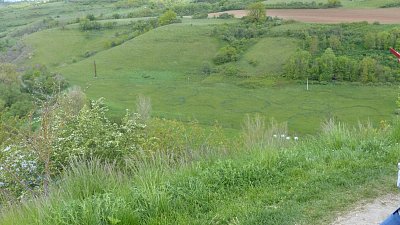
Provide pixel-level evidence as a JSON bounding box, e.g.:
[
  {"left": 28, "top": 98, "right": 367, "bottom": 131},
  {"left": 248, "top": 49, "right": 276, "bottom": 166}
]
[
  {"left": 20, "top": 19, "right": 399, "bottom": 134},
  {"left": 24, "top": 25, "right": 134, "bottom": 68}
]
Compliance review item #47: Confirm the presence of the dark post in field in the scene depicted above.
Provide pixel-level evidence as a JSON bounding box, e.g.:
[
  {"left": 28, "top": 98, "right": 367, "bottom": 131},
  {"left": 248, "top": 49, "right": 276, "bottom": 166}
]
[{"left": 94, "top": 60, "right": 97, "bottom": 78}]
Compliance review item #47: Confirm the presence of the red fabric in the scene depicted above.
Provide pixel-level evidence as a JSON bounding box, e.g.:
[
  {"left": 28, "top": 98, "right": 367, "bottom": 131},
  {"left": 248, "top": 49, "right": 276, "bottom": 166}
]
[{"left": 390, "top": 48, "right": 400, "bottom": 58}]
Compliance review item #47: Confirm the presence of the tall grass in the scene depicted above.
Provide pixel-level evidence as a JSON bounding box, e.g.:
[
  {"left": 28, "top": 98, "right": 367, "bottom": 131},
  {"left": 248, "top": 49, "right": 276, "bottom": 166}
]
[
  {"left": 136, "top": 95, "right": 151, "bottom": 123},
  {"left": 242, "top": 114, "right": 289, "bottom": 150},
  {"left": 1, "top": 118, "right": 399, "bottom": 225}
]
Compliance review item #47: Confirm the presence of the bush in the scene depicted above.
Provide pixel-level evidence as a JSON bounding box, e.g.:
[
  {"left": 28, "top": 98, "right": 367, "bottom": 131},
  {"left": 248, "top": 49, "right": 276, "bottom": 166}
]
[
  {"left": 201, "top": 61, "right": 213, "bottom": 75},
  {"left": 221, "top": 64, "right": 240, "bottom": 76},
  {"left": 86, "top": 14, "right": 96, "bottom": 21},
  {"left": 158, "top": 10, "right": 178, "bottom": 26},
  {"left": 79, "top": 19, "right": 101, "bottom": 31},
  {"left": 112, "top": 13, "right": 121, "bottom": 19},
  {"left": 103, "top": 22, "right": 117, "bottom": 29},
  {"left": 213, "top": 46, "right": 239, "bottom": 65},
  {"left": 192, "top": 13, "right": 209, "bottom": 19},
  {"left": 218, "top": 13, "right": 234, "bottom": 19}
]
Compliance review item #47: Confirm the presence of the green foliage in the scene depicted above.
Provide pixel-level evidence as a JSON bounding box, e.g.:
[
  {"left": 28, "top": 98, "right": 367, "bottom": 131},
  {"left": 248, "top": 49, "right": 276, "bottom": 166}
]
[
  {"left": 213, "top": 45, "right": 239, "bottom": 65},
  {"left": 86, "top": 14, "right": 96, "bottom": 21},
  {"left": 283, "top": 23, "right": 400, "bottom": 83},
  {"left": 103, "top": 21, "right": 117, "bottom": 29},
  {"left": 112, "top": 13, "right": 121, "bottom": 19},
  {"left": 79, "top": 18, "right": 101, "bottom": 31},
  {"left": 284, "top": 49, "right": 312, "bottom": 79},
  {"left": 246, "top": 2, "right": 266, "bottom": 22},
  {"left": 158, "top": 10, "right": 179, "bottom": 26},
  {"left": 326, "top": 0, "right": 342, "bottom": 8},
  {"left": 1, "top": 118, "right": 399, "bottom": 224},
  {"left": 21, "top": 65, "right": 69, "bottom": 99},
  {"left": 192, "top": 12, "right": 209, "bottom": 19},
  {"left": 218, "top": 13, "right": 234, "bottom": 19},
  {"left": 52, "top": 99, "right": 147, "bottom": 165},
  {"left": 265, "top": 0, "right": 341, "bottom": 8},
  {"left": 0, "top": 63, "right": 33, "bottom": 118},
  {"left": 318, "top": 48, "right": 336, "bottom": 81}
]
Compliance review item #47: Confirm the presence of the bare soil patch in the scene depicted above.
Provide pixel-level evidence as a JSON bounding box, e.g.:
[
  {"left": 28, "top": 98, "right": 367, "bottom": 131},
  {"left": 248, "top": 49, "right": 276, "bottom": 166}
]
[
  {"left": 332, "top": 194, "right": 400, "bottom": 225},
  {"left": 209, "top": 9, "right": 400, "bottom": 24}
]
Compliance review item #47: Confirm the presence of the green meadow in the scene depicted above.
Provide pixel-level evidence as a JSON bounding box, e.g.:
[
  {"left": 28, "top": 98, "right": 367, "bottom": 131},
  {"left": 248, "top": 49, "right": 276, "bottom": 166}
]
[{"left": 23, "top": 19, "right": 399, "bottom": 134}]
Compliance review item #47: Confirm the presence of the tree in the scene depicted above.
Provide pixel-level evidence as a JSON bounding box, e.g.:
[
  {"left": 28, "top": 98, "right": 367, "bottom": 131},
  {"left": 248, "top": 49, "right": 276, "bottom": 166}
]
[
  {"left": 246, "top": 2, "right": 266, "bottom": 22},
  {"left": 326, "top": 0, "right": 341, "bottom": 8},
  {"left": 328, "top": 35, "right": 341, "bottom": 51},
  {"left": 359, "top": 57, "right": 377, "bottom": 83},
  {"left": 285, "top": 50, "right": 311, "bottom": 79},
  {"left": 318, "top": 48, "right": 336, "bottom": 81},
  {"left": 308, "top": 35, "right": 319, "bottom": 55},
  {"left": 364, "top": 32, "right": 376, "bottom": 49},
  {"left": 158, "top": 10, "right": 178, "bottom": 26}
]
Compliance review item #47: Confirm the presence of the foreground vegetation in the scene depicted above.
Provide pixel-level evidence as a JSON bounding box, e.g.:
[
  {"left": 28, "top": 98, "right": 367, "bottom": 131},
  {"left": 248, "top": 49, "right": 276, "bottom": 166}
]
[{"left": 0, "top": 110, "right": 399, "bottom": 224}]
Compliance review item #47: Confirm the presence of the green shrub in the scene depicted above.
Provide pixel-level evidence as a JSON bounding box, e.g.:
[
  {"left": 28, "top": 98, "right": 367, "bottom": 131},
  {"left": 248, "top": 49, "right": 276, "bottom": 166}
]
[
  {"left": 112, "top": 13, "right": 121, "bottom": 19},
  {"left": 79, "top": 19, "right": 101, "bottom": 31},
  {"left": 192, "top": 13, "right": 209, "bottom": 19},
  {"left": 218, "top": 13, "right": 234, "bottom": 19},
  {"left": 86, "top": 14, "right": 96, "bottom": 21},
  {"left": 221, "top": 64, "right": 240, "bottom": 76},
  {"left": 213, "top": 46, "right": 239, "bottom": 65},
  {"left": 103, "top": 21, "right": 117, "bottom": 29},
  {"left": 158, "top": 10, "right": 179, "bottom": 26}
]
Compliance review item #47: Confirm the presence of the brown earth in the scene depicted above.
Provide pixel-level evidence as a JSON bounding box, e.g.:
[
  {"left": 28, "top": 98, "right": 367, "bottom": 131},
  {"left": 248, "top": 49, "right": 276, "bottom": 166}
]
[
  {"left": 332, "top": 194, "right": 400, "bottom": 225},
  {"left": 209, "top": 9, "right": 400, "bottom": 24}
]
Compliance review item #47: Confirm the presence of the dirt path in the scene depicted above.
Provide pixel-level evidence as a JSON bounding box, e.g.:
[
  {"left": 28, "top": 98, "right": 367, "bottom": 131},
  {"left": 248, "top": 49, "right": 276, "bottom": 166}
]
[
  {"left": 209, "top": 9, "right": 400, "bottom": 24},
  {"left": 332, "top": 194, "right": 400, "bottom": 225}
]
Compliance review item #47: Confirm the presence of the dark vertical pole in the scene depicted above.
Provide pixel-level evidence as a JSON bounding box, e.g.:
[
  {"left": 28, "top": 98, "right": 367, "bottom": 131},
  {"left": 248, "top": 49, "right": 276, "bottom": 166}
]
[{"left": 94, "top": 60, "right": 97, "bottom": 78}]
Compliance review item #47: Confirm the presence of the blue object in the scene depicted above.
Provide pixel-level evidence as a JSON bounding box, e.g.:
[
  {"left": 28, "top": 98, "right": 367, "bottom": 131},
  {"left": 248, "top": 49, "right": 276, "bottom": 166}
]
[{"left": 381, "top": 209, "right": 400, "bottom": 225}]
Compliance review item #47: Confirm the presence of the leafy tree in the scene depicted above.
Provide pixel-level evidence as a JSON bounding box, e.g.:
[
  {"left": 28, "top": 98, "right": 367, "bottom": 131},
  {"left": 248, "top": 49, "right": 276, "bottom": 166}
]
[
  {"left": 335, "top": 56, "right": 357, "bottom": 81},
  {"left": 318, "top": 48, "right": 336, "bottom": 81},
  {"left": 285, "top": 50, "right": 311, "bottom": 79},
  {"left": 158, "top": 10, "right": 178, "bottom": 26},
  {"left": 359, "top": 57, "right": 377, "bottom": 83},
  {"left": 0, "top": 63, "right": 32, "bottom": 118},
  {"left": 376, "top": 31, "right": 390, "bottom": 50},
  {"left": 246, "top": 2, "right": 266, "bottom": 22},
  {"left": 364, "top": 32, "right": 376, "bottom": 49},
  {"left": 21, "top": 65, "right": 69, "bottom": 100},
  {"left": 328, "top": 35, "right": 341, "bottom": 51},
  {"left": 326, "top": 0, "right": 341, "bottom": 8},
  {"left": 308, "top": 35, "right": 319, "bottom": 55}
]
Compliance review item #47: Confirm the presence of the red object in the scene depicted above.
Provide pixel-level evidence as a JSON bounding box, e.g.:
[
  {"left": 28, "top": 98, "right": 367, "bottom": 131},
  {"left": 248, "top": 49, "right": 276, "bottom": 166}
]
[{"left": 390, "top": 48, "right": 400, "bottom": 63}]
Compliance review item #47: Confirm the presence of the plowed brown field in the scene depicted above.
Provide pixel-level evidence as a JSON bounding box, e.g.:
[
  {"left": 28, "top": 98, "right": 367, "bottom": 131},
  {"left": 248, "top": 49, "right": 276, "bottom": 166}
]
[{"left": 209, "top": 8, "right": 400, "bottom": 24}]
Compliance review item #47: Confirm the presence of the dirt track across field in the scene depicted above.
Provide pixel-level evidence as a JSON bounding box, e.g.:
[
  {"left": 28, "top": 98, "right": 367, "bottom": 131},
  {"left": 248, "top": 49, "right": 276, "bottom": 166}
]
[
  {"left": 209, "top": 9, "right": 400, "bottom": 24},
  {"left": 332, "top": 194, "right": 400, "bottom": 225}
]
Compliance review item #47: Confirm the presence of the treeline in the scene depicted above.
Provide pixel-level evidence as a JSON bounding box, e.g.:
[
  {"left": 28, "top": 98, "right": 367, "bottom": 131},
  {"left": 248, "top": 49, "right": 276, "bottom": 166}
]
[
  {"left": 280, "top": 23, "right": 400, "bottom": 83},
  {"left": 265, "top": 0, "right": 341, "bottom": 9},
  {"left": 380, "top": 2, "right": 400, "bottom": 8},
  {"left": 211, "top": 21, "right": 270, "bottom": 65},
  {"left": 285, "top": 48, "right": 399, "bottom": 83}
]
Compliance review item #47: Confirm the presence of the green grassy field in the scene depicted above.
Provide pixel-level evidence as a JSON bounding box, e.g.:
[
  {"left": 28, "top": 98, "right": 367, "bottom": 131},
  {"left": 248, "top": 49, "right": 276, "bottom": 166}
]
[{"left": 22, "top": 19, "right": 398, "bottom": 134}]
